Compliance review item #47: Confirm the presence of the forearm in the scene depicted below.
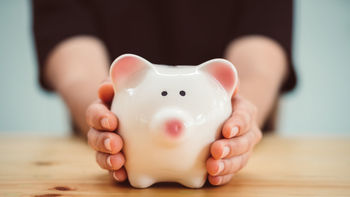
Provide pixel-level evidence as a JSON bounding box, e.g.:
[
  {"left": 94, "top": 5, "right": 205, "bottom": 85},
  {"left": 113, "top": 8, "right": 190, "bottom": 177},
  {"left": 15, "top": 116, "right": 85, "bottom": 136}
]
[
  {"left": 45, "top": 36, "right": 110, "bottom": 135},
  {"left": 224, "top": 35, "right": 288, "bottom": 127}
]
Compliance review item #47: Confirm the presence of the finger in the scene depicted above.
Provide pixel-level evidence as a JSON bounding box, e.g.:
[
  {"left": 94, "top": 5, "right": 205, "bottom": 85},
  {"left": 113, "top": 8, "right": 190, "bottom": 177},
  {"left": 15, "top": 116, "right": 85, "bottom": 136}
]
[
  {"left": 207, "top": 151, "right": 251, "bottom": 176},
  {"left": 232, "top": 84, "right": 239, "bottom": 97},
  {"left": 223, "top": 97, "right": 257, "bottom": 138},
  {"left": 253, "top": 125, "right": 263, "bottom": 145},
  {"left": 222, "top": 110, "right": 250, "bottom": 138},
  {"left": 96, "top": 152, "right": 125, "bottom": 170},
  {"left": 208, "top": 174, "right": 234, "bottom": 186},
  {"left": 87, "top": 128, "right": 123, "bottom": 154},
  {"left": 86, "top": 101, "right": 118, "bottom": 131},
  {"left": 112, "top": 167, "right": 128, "bottom": 182},
  {"left": 211, "top": 128, "right": 257, "bottom": 159},
  {"left": 98, "top": 79, "right": 114, "bottom": 104}
]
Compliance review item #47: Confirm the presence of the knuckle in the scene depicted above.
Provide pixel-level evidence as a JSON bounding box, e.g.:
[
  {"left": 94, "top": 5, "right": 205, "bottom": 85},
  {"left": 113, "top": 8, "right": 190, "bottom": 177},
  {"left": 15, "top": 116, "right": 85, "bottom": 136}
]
[
  {"left": 228, "top": 140, "right": 238, "bottom": 155},
  {"left": 255, "top": 128, "right": 263, "bottom": 143},
  {"left": 242, "top": 112, "right": 251, "bottom": 125},
  {"left": 95, "top": 152, "right": 99, "bottom": 163},
  {"left": 87, "top": 129, "right": 97, "bottom": 148},
  {"left": 87, "top": 103, "right": 99, "bottom": 115},
  {"left": 96, "top": 132, "right": 108, "bottom": 151},
  {"left": 229, "top": 157, "right": 241, "bottom": 173},
  {"left": 238, "top": 136, "right": 249, "bottom": 149},
  {"left": 85, "top": 105, "right": 96, "bottom": 124},
  {"left": 241, "top": 99, "right": 250, "bottom": 107},
  {"left": 95, "top": 152, "right": 102, "bottom": 162},
  {"left": 235, "top": 110, "right": 250, "bottom": 126},
  {"left": 87, "top": 129, "right": 93, "bottom": 141},
  {"left": 95, "top": 152, "right": 107, "bottom": 169},
  {"left": 222, "top": 174, "right": 234, "bottom": 185},
  {"left": 236, "top": 95, "right": 244, "bottom": 103},
  {"left": 234, "top": 110, "right": 245, "bottom": 119},
  {"left": 86, "top": 103, "right": 107, "bottom": 128},
  {"left": 85, "top": 103, "right": 94, "bottom": 115},
  {"left": 103, "top": 132, "right": 114, "bottom": 139},
  {"left": 237, "top": 98, "right": 257, "bottom": 119},
  {"left": 237, "top": 155, "right": 246, "bottom": 171},
  {"left": 91, "top": 103, "right": 106, "bottom": 117},
  {"left": 235, "top": 155, "right": 245, "bottom": 171},
  {"left": 228, "top": 138, "right": 248, "bottom": 157},
  {"left": 239, "top": 153, "right": 250, "bottom": 170},
  {"left": 247, "top": 131, "right": 256, "bottom": 149}
]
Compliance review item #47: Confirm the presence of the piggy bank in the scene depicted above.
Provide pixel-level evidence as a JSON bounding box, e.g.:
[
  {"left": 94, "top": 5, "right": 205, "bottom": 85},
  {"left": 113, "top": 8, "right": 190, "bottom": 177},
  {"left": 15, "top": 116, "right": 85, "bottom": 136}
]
[{"left": 110, "top": 54, "right": 238, "bottom": 188}]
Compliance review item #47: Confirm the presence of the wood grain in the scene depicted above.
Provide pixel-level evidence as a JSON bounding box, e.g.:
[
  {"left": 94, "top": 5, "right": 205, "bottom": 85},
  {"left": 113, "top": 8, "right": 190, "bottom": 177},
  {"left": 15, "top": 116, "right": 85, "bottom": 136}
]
[{"left": 0, "top": 134, "right": 349, "bottom": 197}]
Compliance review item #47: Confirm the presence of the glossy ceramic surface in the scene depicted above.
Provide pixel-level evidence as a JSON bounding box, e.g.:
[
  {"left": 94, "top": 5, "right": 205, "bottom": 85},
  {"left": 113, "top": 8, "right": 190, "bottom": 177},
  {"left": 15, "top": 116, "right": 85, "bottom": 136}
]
[{"left": 110, "top": 54, "right": 238, "bottom": 188}]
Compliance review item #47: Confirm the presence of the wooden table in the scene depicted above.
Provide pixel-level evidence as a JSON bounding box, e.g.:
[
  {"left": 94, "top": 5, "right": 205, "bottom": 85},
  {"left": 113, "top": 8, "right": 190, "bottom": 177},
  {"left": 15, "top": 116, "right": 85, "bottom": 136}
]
[{"left": 0, "top": 134, "right": 349, "bottom": 197}]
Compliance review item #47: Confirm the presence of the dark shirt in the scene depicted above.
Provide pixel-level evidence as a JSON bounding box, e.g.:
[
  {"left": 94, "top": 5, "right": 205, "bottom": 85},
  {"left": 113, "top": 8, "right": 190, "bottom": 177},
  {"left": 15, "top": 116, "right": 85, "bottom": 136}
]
[
  {"left": 32, "top": 0, "right": 296, "bottom": 131},
  {"left": 32, "top": 0, "right": 296, "bottom": 92}
]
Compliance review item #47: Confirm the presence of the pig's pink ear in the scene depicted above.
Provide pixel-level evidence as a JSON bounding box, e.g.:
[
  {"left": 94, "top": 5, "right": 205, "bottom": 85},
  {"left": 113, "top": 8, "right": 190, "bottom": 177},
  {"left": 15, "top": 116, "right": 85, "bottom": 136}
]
[
  {"left": 110, "top": 54, "right": 151, "bottom": 89},
  {"left": 198, "top": 59, "right": 238, "bottom": 97}
]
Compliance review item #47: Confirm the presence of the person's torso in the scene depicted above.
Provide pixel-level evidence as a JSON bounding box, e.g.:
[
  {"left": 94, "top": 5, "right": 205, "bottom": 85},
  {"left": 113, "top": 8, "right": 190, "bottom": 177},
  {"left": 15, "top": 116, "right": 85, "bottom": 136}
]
[{"left": 88, "top": 0, "right": 237, "bottom": 65}]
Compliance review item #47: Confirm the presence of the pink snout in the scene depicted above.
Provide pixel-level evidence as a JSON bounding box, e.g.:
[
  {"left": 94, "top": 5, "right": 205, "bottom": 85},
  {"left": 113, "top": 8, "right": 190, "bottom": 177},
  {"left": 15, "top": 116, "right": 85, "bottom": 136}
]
[{"left": 165, "top": 119, "right": 184, "bottom": 138}]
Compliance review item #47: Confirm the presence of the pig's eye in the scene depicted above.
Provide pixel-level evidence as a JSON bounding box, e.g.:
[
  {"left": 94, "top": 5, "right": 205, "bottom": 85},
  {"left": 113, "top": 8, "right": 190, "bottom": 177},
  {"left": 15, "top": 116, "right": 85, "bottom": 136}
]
[
  {"left": 161, "top": 91, "right": 168, "bottom": 96},
  {"left": 179, "top": 90, "right": 186, "bottom": 96}
]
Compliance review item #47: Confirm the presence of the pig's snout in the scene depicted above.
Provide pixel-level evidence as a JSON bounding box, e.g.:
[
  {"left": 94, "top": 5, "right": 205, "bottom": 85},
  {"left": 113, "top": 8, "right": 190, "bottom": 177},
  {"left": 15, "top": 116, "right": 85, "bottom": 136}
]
[
  {"left": 150, "top": 108, "right": 193, "bottom": 145},
  {"left": 165, "top": 119, "right": 184, "bottom": 138}
]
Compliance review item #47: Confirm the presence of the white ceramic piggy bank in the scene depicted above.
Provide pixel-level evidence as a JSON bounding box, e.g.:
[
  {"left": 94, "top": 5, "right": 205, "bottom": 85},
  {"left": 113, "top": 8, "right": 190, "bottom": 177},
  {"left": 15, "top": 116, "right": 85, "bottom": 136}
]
[{"left": 110, "top": 54, "right": 238, "bottom": 188}]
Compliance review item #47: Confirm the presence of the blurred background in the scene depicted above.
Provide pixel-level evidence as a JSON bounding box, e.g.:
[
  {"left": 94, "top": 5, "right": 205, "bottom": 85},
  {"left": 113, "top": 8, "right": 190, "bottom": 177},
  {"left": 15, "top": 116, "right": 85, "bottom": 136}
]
[{"left": 0, "top": 0, "right": 349, "bottom": 136}]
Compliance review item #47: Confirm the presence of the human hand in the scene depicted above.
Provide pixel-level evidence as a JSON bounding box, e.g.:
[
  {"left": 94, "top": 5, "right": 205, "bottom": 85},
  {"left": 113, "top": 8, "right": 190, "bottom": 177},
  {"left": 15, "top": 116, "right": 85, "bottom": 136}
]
[
  {"left": 206, "top": 94, "right": 262, "bottom": 185},
  {"left": 86, "top": 79, "right": 127, "bottom": 182},
  {"left": 86, "top": 80, "right": 262, "bottom": 185}
]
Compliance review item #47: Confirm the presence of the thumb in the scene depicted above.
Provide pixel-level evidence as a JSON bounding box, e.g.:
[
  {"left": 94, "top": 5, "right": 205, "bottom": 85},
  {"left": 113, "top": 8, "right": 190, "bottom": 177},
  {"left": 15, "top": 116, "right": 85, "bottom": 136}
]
[{"left": 98, "top": 78, "right": 114, "bottom": 104}]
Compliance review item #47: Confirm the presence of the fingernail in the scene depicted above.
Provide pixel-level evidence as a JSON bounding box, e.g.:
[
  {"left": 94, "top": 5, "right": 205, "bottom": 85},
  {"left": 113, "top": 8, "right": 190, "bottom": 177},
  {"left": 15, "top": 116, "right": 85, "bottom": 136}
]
[
  {"left": 113, "top": 172, "right": 120, "bottom": 181},
  {"left": 107, "top": 156, "right": 112, "bottom": 168},
  {"left": 101, "top": 118, "right": 110, "bottom": 129},
  {"left": 221, "top": 146, "right": 230, "bottom": 158},
  {"left": 215, "top": 162, "right": 224, "bottom": 175},
  {"left": 217, "top": 176, "right": 222, "bottom": 185},
  {"left": 230, "top": 126, "right": 239, "bottom": 137},
  {"left": 214, "top": 176, "right": 222, "bottom": 185},
  {"left": 104, "top": 138, "right": 112, "bottom": 151}
]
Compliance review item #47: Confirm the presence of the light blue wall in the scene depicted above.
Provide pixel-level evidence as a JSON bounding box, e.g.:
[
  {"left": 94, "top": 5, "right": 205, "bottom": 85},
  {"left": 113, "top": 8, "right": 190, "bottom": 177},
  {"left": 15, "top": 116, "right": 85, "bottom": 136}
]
[
  {"left": 278, "top": 0, "right": 350, "bottom": 136},
  {"left": 0, "top": 0, "right": 70, "bottom": 136},
  {"left": 0, "top": 0, "right": 349, "bottom": 136}
]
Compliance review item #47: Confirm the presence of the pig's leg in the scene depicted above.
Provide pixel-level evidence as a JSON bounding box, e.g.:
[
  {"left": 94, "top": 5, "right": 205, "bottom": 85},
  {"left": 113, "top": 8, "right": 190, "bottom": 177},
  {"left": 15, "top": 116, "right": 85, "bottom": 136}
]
[
  {"left": 179, "top": 174, "right": 207, "bottom": 188},
  {"left": 128, "top": 173, "right": 155, "bottom": 188}
]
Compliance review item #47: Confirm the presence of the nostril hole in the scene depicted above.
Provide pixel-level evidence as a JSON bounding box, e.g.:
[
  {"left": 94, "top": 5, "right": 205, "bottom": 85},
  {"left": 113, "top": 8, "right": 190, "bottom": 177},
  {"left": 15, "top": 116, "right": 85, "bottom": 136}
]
[{"left": 161, "top": 91, "right": 168, "bottom": 96}]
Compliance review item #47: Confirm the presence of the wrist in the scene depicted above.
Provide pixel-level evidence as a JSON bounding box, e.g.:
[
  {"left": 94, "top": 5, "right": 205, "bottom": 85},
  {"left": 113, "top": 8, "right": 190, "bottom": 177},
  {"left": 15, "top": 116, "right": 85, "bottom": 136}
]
[
  {"left": 225, "top": 35, "right": 287, "bottom": 85},
  {"left": 44, "top": 36, "right": 110, "bottom": 91},
  {"left": 224, "top": 35, "right": 288, "bottom": 127},
  {"left": 43, "top": 36, "right": 110, "bottom": 134}
]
